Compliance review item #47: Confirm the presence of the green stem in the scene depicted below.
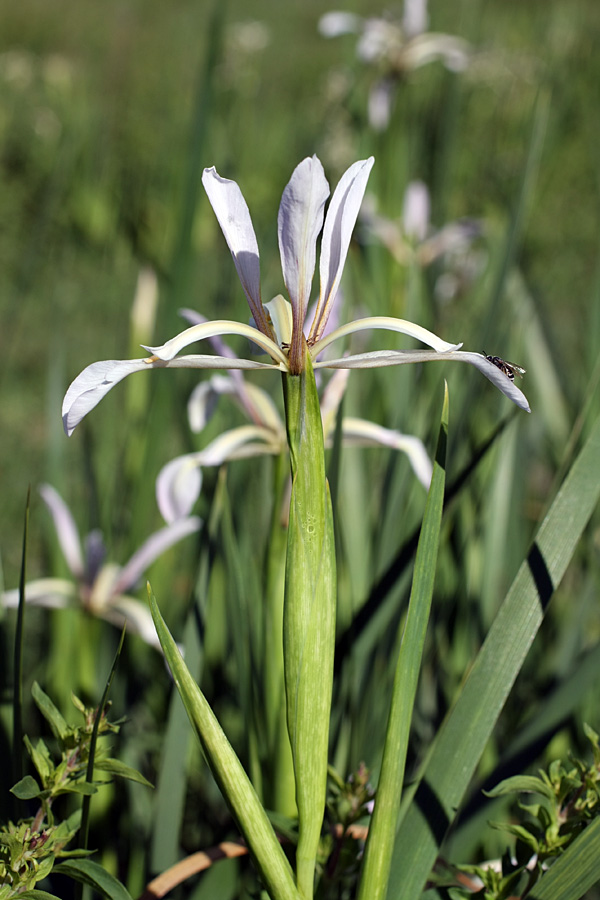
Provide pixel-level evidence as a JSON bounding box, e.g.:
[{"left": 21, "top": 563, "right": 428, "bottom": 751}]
[{"left": 282, "top": 345, "right": 337, "bottom": 900}]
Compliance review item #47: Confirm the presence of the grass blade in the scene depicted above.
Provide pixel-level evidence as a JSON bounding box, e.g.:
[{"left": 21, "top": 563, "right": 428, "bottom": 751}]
[
  {"left": 527, "top": 817, "right": 600, "bottom": 899},
  {"left": 147, "top": 585, "right": 300, "bottom": 900},
  {"left": 388, "top": 408, "right": 600, "bottom": 898},
  {"left": 357, "top": 384, "right": 448, "bottom": 900}
]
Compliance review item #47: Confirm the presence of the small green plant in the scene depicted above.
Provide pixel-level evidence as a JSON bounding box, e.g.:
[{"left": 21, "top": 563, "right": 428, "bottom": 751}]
[
  {"left": 1, "top": 682, "right": 150, "bottom": 899},
  {"left": 438, "top": 725, "right": 600, "bottom": 899}
]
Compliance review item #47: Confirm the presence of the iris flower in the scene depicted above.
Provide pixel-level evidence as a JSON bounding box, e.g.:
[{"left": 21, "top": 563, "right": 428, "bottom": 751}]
[
  {"left": 1, "top": 484, "right": 201, "bottom": 650},
  {"left": 62, "top": 154, "right": 529, "bottom": 437}
]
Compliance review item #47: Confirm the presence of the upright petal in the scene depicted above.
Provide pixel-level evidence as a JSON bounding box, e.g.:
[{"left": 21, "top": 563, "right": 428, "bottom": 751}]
[
  {"left": 309, "top": 157, "right": 374, "bottom": 344},
  {"left": 202, "top": 167, "right": 273, "bottom": 339},
  {"left": 39, "top": 484, "right": 85, "bottom": 578},
  {"left": 277, "top": 156, "right": 330, "bottom": 371}
]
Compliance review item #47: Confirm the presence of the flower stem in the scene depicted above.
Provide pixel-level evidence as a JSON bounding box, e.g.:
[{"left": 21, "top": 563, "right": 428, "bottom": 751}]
[{"left": 282, "top": 344, "right": 337, "bottom": 900}]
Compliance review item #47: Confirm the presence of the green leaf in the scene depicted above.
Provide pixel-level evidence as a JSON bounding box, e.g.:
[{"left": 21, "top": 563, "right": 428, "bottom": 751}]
[
  {"left": 53, "top": 859, "right": 134, "bottom": 900},
  {"left": 527, "top": 817, "right": 600, "bottom": 899},
  {"left": 485, "top": 775, "right": 556, "bottom": 802},
  {"left": 18, "top": 892, "right": 64, "bottom": 899},
  {"left": 10, "top": 775, "right": 42, "bottom": 799},
  {"left": 93, "top": 758, "right": 153, "bottom": 787},
  {"left": 357, "top": 384, "right": 448, "bottom": 900},
  {"left": 147, "top": 585, "right": 300, "bottom": 900},
  {"left": 31, "top": 682, "right": 70, "bottom": 742},
  {"left": 388, "top": 408, "right": 600, "bottom": 898}
]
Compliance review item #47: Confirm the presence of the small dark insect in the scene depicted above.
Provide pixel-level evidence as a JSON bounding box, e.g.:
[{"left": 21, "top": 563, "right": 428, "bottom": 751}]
[{"left": 482, "top": 353, "right": 526, "bottom": 381}]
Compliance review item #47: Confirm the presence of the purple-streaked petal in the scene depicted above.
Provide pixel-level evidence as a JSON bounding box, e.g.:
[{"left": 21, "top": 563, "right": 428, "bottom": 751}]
[
  {"left": 84, "top": 529, "right": 106, "bottom": 585},
  {"left": 309, "top": 157, "right": 375, "bottom": 343},
  {"left": 277, "top": 156, "right": 330, "bottom": 368},
  {"left": 156, "top": 456, "right": 203, "bottom": 524},
  {"left": 62, "top": 358, "right": 161, "bottom": 436},
  {"left": 187, "top": 380, "right": 223, "bottom": 433},
  {"left": 338, "top": 418, "right": 433, "bottom": 488},
  {"left": 39, "top": 484, "right": 84, "bottom": 578},
  {"left": 2, "top": 579, "right": 77, "bottom": 609},
  {"left": 202, "top": 167, "right": 273, "bottom": 339},
  {"left": 315, "top": 348, "right": 531, "bottom": 412},
  {"left": 111, "top": 517, "right": 202, "bottom": 595}
]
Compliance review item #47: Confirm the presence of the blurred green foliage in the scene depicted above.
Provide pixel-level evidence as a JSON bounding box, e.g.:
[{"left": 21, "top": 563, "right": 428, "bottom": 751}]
[{"left": 2, "top": 0, "right": 600, "bottom": 896}]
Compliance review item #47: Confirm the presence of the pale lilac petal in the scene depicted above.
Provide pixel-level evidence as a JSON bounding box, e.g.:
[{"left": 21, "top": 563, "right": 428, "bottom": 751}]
[
  {"left": 309, "top": 157, "right": 375, "bottom": 343},
  {"left": 202, "top": 167, "right": 273, "bottom": 338},
  {"left": 111, "top": 517, "right": 202, "bottom": 595},
  {"left": 84, "top": 529, "right": 106, "bottom": 584},
  {"left": 39, "top": 484, "right": 84, "bottom": 578},
  {"left": 156, "top": 456, "right": 203, "bottom": 524},
  {"left": 339, "top": 418, "right": 433, "bottom": 488},
  {"left": 316, "top": 348, "right": 531, "bottom": 412},
  {"left": 62, "top": 358, "right": 159, "bottom": 436},
  {"left": 278, "top": 156, "right": 330, "bottom": 362},
  {"left": 2, "top": 579, "right": 77, "bottom": 609}
]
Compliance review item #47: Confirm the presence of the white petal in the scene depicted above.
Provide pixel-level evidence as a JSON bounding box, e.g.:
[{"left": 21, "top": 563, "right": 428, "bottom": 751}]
[
  {"left": 312, "top": 315, "right": 461, "bottom": 358},
  {"left": 187, "top": 380, "right": 223, "bottom": 433},
  {"left": 320, "top": 369, "right": 350, "bottom": 439},
  {"left": 309, "top": 157, "right": 375, "bottom": 343},
  {"left": 39, "top": 484, "right": 85, "bottom": 578},
  {"left": 316, "top": 348, "right": 531, "bottom": 412},
  {"left": 277, "top": 156, "right": 330, "bottom": 349},
  {"left": 156, "top": 456, "right": 203, "bottom": 523},
  {"left": 102, "top": 596, "right": 164, "bottom": 651},
  {"left": 403, "top": 33, "right": 470, "bottom": 72},
  {"left": 318, "top": 11, "right": 361, "bottom": 37},
  {"left": 143, "top": 319, "right": 288, "bottom": 367},
  {"left": 202, "top": 167, "right": 272, "bottom": 338},
  {"left": 403, "top": 180, "right": 430, "bottom": 242},
  {"left": 196, "top": 424, "right": 282, "bottom": 465},
  {"left": 1, "top": 578, "right": 77, "bottom": 609},
  {"left": 339, "top": 418, "right": 433, "bottom": 488},
  {"left": 111, "top": 517, "right": 202, "bottom": 595},
  {"left": 62, "top": 359, "right": 156, "bottom": 436}
]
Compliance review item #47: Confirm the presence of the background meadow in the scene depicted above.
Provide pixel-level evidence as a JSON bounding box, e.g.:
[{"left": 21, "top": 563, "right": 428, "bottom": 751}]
[{"left": 2, "top": 0, "right": 600, "bottom": 897}]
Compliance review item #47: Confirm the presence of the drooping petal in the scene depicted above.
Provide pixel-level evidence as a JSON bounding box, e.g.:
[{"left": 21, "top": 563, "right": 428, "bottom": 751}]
[
  {"left": 187, "top": 380, "right": 223, "bottom": 433},
  {"left": 202, "top": 167, "right": 273, "bottom": 339},
  {"left": 39, "top": 484, "right": 85, "bottom": 578},
  {"left": 102, "top": 596, "right": 165, "bottom": 651},
  {"left": 315, "top": 348, "right": 531, "bottom": 412},
  {"left": 156, "top": 456, "right": 203, "bottom": 523},
  {"left": 338, "top": 418, "right": 433, "bottom": 488},
  {"left": 197, "top": 424, "right": 283, "bottom": 465},
  {"left": 111, "top": 517, "right": 202, "bottom": 596},
  {"left": 143, "top": 319, "right": 288, "bottom": 368},
  {"left": 277, "top": 156, "right": 330, "bottom": 369},
  {"left": 62, "top": 358, "right": 159, "bottom": 436},
  {"left": 309, "top": 157, "right": 375, "bottom": 344}
]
